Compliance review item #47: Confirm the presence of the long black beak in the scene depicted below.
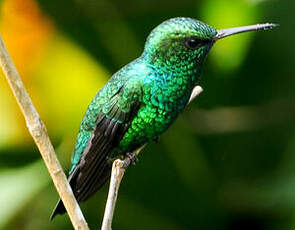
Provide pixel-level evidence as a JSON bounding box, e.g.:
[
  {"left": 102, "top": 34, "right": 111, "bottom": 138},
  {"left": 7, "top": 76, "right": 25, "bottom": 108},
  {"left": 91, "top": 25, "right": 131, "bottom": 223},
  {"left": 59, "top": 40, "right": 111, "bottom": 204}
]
[{"left": 214, "top": 23, "right": 279, "bottom": 40}]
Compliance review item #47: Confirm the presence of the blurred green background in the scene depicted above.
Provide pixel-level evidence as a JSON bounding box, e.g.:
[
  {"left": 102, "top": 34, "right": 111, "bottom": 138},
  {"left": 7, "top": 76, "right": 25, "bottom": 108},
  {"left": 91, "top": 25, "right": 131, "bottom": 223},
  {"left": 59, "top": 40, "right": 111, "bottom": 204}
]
[{"left": 0, "top": 0, "right": 294, "bottom": 229}]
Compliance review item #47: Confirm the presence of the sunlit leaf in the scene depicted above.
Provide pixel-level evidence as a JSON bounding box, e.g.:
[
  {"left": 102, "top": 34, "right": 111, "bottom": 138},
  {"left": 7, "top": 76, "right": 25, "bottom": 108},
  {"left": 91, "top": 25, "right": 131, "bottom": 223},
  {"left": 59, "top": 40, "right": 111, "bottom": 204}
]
[
  {"left": 0, "top": 0, "right": 53, "bottom": 146},
  {"left": 31, "top": 34, "right": 109, "bottom": 137},
  {"left": 0, "top": 160, "right": 49, "bottom": 229}
]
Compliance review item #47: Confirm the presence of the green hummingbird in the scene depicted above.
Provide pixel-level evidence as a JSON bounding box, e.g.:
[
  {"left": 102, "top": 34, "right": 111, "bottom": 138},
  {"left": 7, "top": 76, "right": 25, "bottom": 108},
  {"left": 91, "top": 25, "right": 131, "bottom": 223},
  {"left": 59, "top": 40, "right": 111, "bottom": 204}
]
[{"left": 51, "top": 17, "right": 277, "bottom": 219}]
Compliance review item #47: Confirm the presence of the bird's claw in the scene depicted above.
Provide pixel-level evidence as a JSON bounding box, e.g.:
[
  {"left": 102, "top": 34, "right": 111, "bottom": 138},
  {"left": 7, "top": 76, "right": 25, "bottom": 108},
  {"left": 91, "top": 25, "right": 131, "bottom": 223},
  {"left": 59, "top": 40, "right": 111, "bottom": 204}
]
[{"left": 126, "top": 152, "right": 138, "bottom": 166}]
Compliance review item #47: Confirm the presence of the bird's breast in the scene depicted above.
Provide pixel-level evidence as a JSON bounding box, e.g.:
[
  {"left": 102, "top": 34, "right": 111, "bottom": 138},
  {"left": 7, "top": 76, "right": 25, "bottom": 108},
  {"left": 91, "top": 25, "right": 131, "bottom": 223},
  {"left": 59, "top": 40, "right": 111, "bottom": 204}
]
[
  {"left": 130, "top": 75, "right": 191, "bottom": 137},
  {"left": 118, "top": 72, "right": 194, "bottom": 152},
  {"left": 143, "top": 73, "right": 193, "bottom": 112}
]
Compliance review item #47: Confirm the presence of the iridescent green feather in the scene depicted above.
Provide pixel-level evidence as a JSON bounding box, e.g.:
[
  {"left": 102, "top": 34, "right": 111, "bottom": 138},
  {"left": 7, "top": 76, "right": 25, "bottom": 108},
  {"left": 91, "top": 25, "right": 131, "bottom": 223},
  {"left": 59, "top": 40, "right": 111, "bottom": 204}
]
[
  {"left": 71, "top": 18, "right": 217, "bottom": 170},
  {"left": 51, "top": 17, "right": 277, "bottom": 219}
]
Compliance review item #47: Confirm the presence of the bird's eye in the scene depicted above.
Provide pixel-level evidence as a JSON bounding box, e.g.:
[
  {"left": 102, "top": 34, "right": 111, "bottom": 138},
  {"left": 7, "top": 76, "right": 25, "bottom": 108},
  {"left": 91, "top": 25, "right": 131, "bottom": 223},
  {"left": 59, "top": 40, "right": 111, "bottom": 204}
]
[{"left": 185, "top": 37, "right": 202, "bottom": 50}]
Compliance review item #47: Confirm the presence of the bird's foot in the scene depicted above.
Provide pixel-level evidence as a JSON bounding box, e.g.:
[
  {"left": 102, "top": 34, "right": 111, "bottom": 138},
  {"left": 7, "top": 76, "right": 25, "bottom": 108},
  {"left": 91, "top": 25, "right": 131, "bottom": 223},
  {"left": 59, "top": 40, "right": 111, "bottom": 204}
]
[{"left": 126, "top": 152, "right": 138, "bottom": 166}]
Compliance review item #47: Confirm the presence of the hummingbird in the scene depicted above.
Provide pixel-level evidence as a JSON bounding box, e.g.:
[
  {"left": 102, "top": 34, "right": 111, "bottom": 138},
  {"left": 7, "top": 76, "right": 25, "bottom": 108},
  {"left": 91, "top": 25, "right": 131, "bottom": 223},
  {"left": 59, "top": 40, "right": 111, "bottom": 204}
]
[{"left": 51, "top": 17, "right": 277, "bottom": 219}]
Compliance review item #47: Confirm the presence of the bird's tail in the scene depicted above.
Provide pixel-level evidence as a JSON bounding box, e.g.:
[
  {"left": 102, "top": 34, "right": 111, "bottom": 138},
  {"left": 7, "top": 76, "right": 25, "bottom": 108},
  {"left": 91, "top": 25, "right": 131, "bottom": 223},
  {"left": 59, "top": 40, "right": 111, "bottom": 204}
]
[
  {"left": 50, "top": 160, "right": 112, "bottom": 220},
  {"left": 50, "top": 199, "right": 66, "bottom": 220},
  {"left": 50, "top": 165, "right": 81, "bottom": 220}
]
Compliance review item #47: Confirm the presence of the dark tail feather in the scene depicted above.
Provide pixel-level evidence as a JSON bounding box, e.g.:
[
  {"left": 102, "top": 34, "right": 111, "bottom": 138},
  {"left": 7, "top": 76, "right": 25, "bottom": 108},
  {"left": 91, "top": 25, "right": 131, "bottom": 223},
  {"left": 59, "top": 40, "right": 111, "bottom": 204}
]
[
  {"left": 50, "top": 166, "right": 80, "bottom": 220},
  {"left": 50, "top": 164, "right": 111, "bottom": 220},
  {"left": 50, "top": 199, "right": 66, "bottom": 220}
]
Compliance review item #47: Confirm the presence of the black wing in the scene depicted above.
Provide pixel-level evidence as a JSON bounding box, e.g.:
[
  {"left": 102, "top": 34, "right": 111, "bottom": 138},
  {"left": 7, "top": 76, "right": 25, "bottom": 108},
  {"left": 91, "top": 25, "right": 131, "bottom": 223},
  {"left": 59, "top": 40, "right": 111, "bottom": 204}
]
[{"left": 51, "top": 86, "right": 141, "bottom": 219}]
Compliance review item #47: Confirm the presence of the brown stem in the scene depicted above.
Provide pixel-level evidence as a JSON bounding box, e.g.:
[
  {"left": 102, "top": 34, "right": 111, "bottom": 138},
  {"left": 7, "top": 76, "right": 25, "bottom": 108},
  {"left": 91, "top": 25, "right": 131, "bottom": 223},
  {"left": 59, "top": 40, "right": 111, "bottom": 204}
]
[{"left": 0, "top": 36, "right": 89, "bottom": 230}]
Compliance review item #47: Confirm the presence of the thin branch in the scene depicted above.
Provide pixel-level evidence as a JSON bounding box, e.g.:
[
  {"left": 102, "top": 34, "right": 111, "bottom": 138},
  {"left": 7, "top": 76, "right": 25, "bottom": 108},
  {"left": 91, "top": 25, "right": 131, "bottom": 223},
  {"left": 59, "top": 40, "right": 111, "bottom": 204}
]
[
  {"left": 101, "top": 86, "right": 203, "bottom": 230},
  {"left": 0, "top": 36, "right": 89, "bottom": 230},
  {"left": 100, "top": 160, "right": 127, "bottom": 230}
]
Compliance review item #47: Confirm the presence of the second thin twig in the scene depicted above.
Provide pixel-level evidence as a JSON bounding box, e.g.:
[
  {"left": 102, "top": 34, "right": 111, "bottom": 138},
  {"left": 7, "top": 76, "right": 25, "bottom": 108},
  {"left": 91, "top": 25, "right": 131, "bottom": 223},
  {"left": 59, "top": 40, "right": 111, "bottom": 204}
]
[{"left": 101, "top": 86, "right": 203, "bottom": 230}]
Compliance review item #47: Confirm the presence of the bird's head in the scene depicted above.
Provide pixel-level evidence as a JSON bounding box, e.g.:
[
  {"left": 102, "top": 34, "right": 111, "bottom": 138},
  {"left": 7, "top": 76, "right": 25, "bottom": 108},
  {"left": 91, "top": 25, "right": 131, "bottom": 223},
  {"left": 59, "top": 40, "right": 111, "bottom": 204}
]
[{"left": 143, "top": 17, "right": 277, "bottom": 75}]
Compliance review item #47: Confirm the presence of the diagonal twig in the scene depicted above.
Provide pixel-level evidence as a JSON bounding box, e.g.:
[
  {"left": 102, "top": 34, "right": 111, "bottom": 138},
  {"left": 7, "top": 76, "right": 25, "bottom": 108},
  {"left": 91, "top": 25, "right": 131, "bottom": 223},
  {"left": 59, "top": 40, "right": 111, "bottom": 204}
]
[
  {"left": 101, "top": 86, "right": 203, "bottom": 230},
  {"left": 0, "top": 36, "right": 89, "bottom": 230}
]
